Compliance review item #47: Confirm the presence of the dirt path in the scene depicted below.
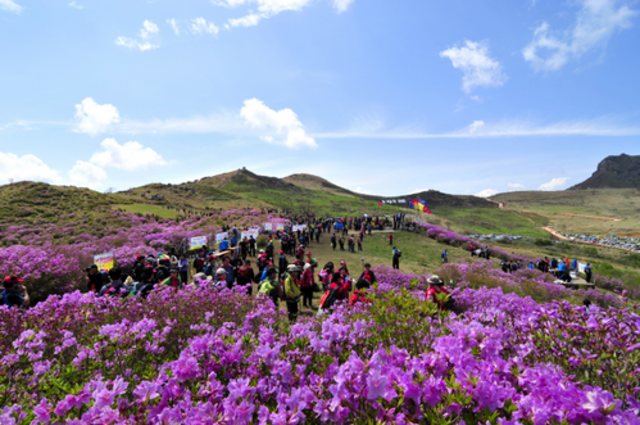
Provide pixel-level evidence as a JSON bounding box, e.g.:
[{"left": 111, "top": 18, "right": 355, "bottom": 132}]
[{"left": 543, "top": 226, "right": 569, "bottom": 241}]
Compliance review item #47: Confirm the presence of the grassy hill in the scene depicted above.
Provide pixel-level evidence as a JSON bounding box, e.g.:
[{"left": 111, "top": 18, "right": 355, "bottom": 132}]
[{"left": 491, "top": 189, "right": 640, "bottom": 236}]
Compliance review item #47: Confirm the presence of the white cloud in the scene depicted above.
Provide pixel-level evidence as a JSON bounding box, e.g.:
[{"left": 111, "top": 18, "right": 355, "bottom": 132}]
[
  {"left": 475, "top": 188, "right": 499, "bottom": 198},
  {"left": 507, "top": 182, "right": 526, "bottom": 190},
  {"left": 0, "top": 152, "right": 61, "bottom": 184},
  {"left": 333, "top": 0, "right": 354, "bottom": 13},
  {"left": 227, "top": 13, "right": 262, "bottom": 28},
  {"left": 68, "top": 160, "right": 108, "bottom": 189},
  {"left": 73, "top": 97, "right": 120, "bottom": 135},
  {"left": 240, "top": 98, "right": 317, "bottom": 149},
  {"left": 539, "top": 177, "right": 568, "bottom": 191},
  {"left": 68, "top": 1, "right": 83, "bottom": 10},
  {"left": 190, "top": 17, "right": 220, "bottom": 36},
  {"left": 115, "top": 20, "right": 160, "bottom": 52},
  {"left": 220, "top": 0, "right": 313, "bottom": 29},
  {"left": 440, "top": 40, "right": 506, "bottom": 93},
  {"left": 0, "top": 0, "right": 22, "bottom": 14},
  {"left": 89, "top": 138, "right": 167, "bottom": 171},
  {"left": 167, "top": 18, "right": 180, "bottom": 35},
  {"left": 523, "top": 0, "right": 637, "bottom": 71},
  {"left": 314, "top": 117, "right": 640, "bottom": 139}
]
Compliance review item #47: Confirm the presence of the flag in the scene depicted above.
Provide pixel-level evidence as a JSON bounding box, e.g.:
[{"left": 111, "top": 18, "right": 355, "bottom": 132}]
[{"left": 411, "top": 198, "right": 431, "bottom": 214}]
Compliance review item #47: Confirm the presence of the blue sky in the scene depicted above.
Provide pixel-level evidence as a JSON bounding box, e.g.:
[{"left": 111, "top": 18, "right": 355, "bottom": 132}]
[{"left": 0, "top": 0, "right": 639, "bottom": 197}]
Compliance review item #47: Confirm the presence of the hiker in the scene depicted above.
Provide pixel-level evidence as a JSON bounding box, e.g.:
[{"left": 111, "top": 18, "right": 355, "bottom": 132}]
[
  {"left": 358, "top": 263, "right": 377, "bottom": 286},
  {"left": 392, "top": 246, "right": 401, "bottom": 270},
  {"left": 161, "top": 267, "right": 182, "bottom": 290},
  {"left": 278, "top": 250, "right": 288, "bottom": 275},
  {"left": 258, "top": 267, "right": 279, "bottom": 306},
  {"left": 357, "top": 235, "right": 363, "bottom": 252},
  {"left": 1, "top": 275, "right": 29, "bottom": 308},
  {"left": 300, "top": 262, "right": 315, "bottom": 309},
  {"left": 388, "top": 233, "right": 394, "bottom": 246},
  {"left": 249, "top": 236, "right": 256, "bottom": 257},
  {"left": 99, "top": 268, "right": 125, "bottom": 297},
  {"left": 348, "top": 236, "right": 355, "bottom": 253},
  {"left": 222, "top": 256, "right": 235, "bottom": 289},
  {"left": 330, "top": 234, "right": 337, "bottom": 250},
  {"left": 213, "top": 268, "right": 227, "bottom": 288},
  {"left": 236, "top": 260, "right": 255, "bottom": 295},
  {"left": 85, "top": 264, "right": 107, "bottom": 293},
  {"left": 283, "top": 264, "right": 302, "bottom": 322},
  {"left": 441, "top": 249, "right": 448, "bottom": 264},
  {"left": 319, "top": 261, "right": 334, "bottom": 291},
  {"left": 179, "top": 255, "right": 189, "bottom": 284},
  {"left": 584, "top": 263, "right": 593, "bottom": 283},
  {"left": 425, "top": 275, "right": 450, "bottom": 309},
  {"left": 338, "top": 236, "right": 345, "bottom": 251}
]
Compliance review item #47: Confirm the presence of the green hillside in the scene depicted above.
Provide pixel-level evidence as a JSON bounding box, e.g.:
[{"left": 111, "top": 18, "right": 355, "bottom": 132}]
[{"left": 491, "top": 189, "right": 640, "bottom": 236}]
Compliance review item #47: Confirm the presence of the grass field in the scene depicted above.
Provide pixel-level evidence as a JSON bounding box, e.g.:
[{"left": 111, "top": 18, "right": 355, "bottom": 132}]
[
  {"left": 492, "top": 189, "right": 640, "bottom": 236},
  {"left": 432, "top": 207, "right": 550, "bottom": 239},
  {"left": 112, "top": 203, "right": 180, "bottom": 219}
]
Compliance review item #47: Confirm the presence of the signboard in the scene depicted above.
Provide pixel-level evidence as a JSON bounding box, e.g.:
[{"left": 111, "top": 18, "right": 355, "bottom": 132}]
[
  {"left": 276, "top": 223, "right": 285, "bottom": 231},
  {"left": 94, "top": 252, "right": 115, "bottom": 272},
  {"left": 215, "top": 232, "right": 228, "bottom": 243},
  {"left": 241, "top": 229, "right": 260, "bottom": 240},
  {"left": 292, "top": 224, "right": 307, "bottom": 232},
  {"left": 263, "top": 223, "right": 273, "bottom": 232},
  {"left": 379, "top": 199, "right": 407, "bottom": 205},
  {"left": 189, "top": 236, "right": 208, "bottom": 250}
]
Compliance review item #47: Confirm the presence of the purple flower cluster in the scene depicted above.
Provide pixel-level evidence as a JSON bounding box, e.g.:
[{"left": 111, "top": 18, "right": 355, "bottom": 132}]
[{"left": 0, "top": 268, "right": 637, "bottom": 424}]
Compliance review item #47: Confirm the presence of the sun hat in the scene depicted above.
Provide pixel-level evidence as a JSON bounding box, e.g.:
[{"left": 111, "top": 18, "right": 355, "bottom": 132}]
[
  {"left": 427, "top": 275, "right": 444, "bottom": 285},
  {"left": 215, "top": 268, "right": 227, "bottom": 276}
]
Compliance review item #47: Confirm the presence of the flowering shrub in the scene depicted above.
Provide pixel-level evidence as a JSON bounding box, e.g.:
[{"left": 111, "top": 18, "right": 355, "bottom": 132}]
[
  {"left": 0, "top": 209, "right": 274, "bottom": 303},
  {"left": 0, "top": 268, "right": 638, "bottom": 424}
]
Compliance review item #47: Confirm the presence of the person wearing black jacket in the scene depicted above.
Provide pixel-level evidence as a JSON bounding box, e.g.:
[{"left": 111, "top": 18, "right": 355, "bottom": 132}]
[{"left": 86, "top": 264, "right": 107, "bottom": 293}]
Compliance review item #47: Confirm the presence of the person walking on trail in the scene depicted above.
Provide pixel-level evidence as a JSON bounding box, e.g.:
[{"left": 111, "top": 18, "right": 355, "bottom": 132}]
[
  {"left": 584, "top": 263, "right": 593, "bottom": 283},
  {"left": 392, "top": 246, "right": 401, "bottom": 270},
  {"left": 258, "top": 267, "right": 279, "bottom": 307},
  {"left": 300, "top": 262, "right": 315, "bottom": 309},
  {"left": 388, "top": 233, "right": 394, "bottom": 246},
  {"left": 330, "top": 233, "right": 337, "bottom": 251},
  {"left": 441, "top": 249, "right": 449, "bottom": 264},
  {"left": 283, "top": 264, "right": 302, "bottom": 322},
  {"left": 338, "top": 236, "right": 345, "bottom": 251}
]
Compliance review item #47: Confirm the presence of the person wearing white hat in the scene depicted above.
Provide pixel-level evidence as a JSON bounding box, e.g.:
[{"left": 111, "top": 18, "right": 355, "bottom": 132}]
[
  {"left": 426, "top": 275, "right": 449, "bottom": 308},
  {"left": 214, "top": 268, "right": 227, "bottom": 288},
  {"left": 300, "top": 262, "right": 315, "bottom": 309}
]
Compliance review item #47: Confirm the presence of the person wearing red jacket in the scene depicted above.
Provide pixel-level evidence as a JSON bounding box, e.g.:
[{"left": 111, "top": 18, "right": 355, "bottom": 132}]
[
  {"left": 425, "top": 275, "right": 449, "bottom": 308},
  {"left": 300, "top": 262, "right": 315, "bottom": 309},
  {"left": 349, "top": 278, "right": 371, "bottom": 306}
]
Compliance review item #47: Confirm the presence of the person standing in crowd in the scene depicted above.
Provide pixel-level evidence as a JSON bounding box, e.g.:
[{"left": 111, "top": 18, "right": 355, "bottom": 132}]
[
  {"left": 283, "top": 264, "right": 302, "bottom": 322},
  {"left": 330, "top": 233, "right": 337, "bottom": 251},
  {"left": 236, "top": 259, "right": 255, "bottom": 295},
  {"left": 249, "top": 236, "right": 256, "bottom": 257},
  {"left": 222, "top": 256, "right": 235, "bottom": 289},
  {"left": 179, "top": 255, "right": 189, "bottom": 284},
  {"left": 258, "top": 267, "right": 279, "bottom": 306},
  {"left": 300, "top": 262, "right": 315, "bottom": 309},
  {"left": 392, "top": 246, "right": 401, "bottom": 269}
]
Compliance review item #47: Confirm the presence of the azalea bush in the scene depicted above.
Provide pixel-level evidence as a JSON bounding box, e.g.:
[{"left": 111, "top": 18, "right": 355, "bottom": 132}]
[{"left": 0, "top": 268, "right": 638, "bottom": 424}]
